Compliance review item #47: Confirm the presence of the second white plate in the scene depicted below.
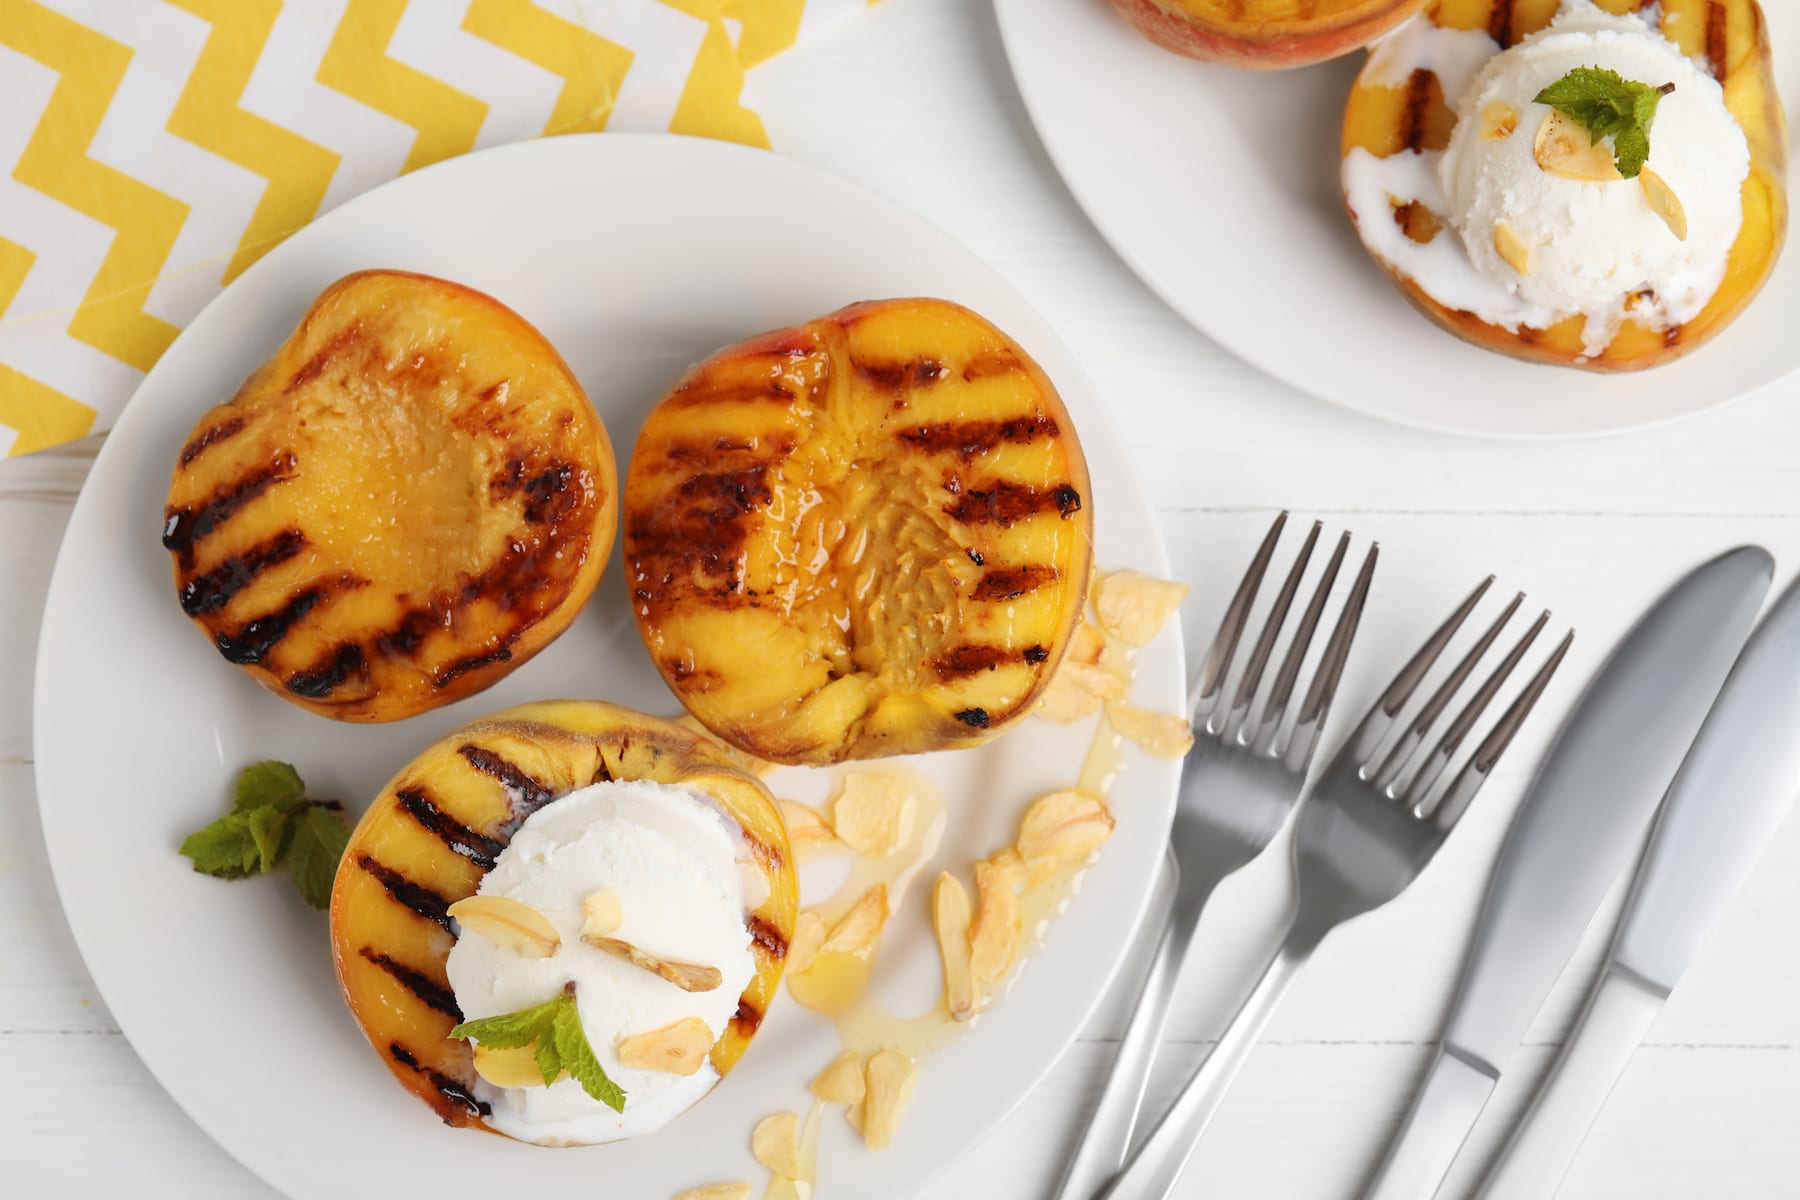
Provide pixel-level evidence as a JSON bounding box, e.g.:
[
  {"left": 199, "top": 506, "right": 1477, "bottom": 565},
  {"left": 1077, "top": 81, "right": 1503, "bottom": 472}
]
[{"left": 995, "top": 0, "right": 1800, "bottom": 438}]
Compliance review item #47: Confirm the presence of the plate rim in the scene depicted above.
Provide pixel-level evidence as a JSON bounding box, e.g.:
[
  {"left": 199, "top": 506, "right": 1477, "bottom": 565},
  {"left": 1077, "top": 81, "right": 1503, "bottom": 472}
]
[{"left": 32, "top": 131, "right": 1184, "bottom": 1198}]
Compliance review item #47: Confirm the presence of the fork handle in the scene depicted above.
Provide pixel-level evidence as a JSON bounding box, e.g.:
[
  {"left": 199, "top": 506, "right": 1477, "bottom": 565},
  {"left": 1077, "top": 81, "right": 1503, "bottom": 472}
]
[
  {"left": 1095, "top": 929, "right": 1317, "bottom": 1200},
  {"left": 1051, "top": 857, "right": 1189, "bottom": 1200},
  {"left": 1359, "top": 1045, "right": 1499, "bottom": 1200}
]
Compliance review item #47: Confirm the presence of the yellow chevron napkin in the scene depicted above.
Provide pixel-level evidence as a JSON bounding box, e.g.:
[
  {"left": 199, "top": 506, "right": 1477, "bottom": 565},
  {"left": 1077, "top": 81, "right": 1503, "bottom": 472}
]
[{"left": 0, "top": 0, "right": 873, "bottom": 459}]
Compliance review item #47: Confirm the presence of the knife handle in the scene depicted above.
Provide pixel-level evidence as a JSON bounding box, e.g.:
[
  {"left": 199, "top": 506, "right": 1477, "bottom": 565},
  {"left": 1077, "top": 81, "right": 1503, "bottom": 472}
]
[
  {"left": 1473, "top": 969, "right": 1665, "bottom": 1200},
  {"left": 1360, "top": 1047, "right": 1498, "bottom": 1200}
]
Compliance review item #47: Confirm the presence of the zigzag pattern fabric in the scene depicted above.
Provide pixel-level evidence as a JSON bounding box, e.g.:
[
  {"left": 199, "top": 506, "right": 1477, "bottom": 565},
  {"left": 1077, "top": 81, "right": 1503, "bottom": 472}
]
[{"left": 0, "top": 0, "right": 870, "bottom": 458}]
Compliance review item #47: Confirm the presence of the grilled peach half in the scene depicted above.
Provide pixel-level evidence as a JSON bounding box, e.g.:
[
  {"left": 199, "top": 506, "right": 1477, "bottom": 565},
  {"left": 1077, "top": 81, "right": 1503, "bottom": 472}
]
[
  {"left": 1112, "top": 0, "right": 1428, "bottom": 68},
  {"left": 1342, "top": 0, "right": 1787, "bottom": 370},
  {"left": 329, "top": 701, "right": 797, "bottom": 1131},
  {"left": 625, "top": 298, "right": 1094, "bottom": 767},
  {"left": 163, "top": 269, "right": 616, "bottom": 720}
]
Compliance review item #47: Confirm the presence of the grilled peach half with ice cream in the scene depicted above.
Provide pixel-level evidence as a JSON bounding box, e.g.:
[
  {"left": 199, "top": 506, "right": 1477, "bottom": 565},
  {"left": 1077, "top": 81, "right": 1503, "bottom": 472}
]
[
  {"left": 1341, "top": 0, "right": 1786, "bottom": 370},
  {"left": 624, "top": 298, "right": 1094, "bottom": 767},
  {"left": 329, "top": 702, "right": 797, "bottom": 1143},
  {"left": 163, "top": 269, "right": 616, "bottom": 720},
  {"left": 1112, "top": 0, "right": 1429, "bottom": 68}
]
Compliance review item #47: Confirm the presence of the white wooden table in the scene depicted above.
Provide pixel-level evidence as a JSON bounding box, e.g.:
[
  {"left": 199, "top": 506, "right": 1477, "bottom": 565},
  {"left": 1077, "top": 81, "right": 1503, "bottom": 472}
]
[{"left": 6, "top": 0, "right": 1800, "bottom": 1195}]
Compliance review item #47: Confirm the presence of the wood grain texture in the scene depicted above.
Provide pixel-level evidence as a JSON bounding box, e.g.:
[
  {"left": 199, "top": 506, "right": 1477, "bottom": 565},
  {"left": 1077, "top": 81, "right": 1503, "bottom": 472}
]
[{"left": 5, "top": 0, "right": 1800, "bottom": 1194}]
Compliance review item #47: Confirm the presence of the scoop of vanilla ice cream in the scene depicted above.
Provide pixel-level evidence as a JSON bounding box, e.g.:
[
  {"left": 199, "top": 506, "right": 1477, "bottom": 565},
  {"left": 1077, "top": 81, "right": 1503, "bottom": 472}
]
[
  {"left": 445, "top": 779, "right": 759, "bottom": 1146},
  {"left": 1438, "top": 1, "right": 1748, "bottom": 344}
]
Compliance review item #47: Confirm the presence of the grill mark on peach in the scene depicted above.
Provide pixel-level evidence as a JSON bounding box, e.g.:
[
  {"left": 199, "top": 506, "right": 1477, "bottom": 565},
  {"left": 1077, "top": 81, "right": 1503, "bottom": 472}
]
[
  {"left": 286, "top": 641, "right": 366, "bottom": 697},
  {"left": 394, "top": 788, "right": 504, "bottom": 868},
  {"left": 961, "top": 349, "right": 1022, "bottom": 381},
  {"left": 1401, "top": 68, "right": 1435, "bottom": 154},
  {"left": 360, "top": 947, "right": 463, "bottom": 1020},
  {"left": 954, "top": 707, "right": 991, "bottom": 729},
  {"left": 357, "top": 855, "right": 456, "bottom": 932},
  {"left": 1024, "top": 644, "right": 1050, "bottom": 663},
  {"left": 1705, "top": 0, "right": 1728, "bottom": 82},
  {"left": 387, "top": 1042, "right": 488, "bottom": 1120},
  {"left": 521, "top": 463, "right": 578, "bottom": 524},
  {"left": 213, "top": 584, "right": 328, "bottom": 663},
  {"left": 162, "top": 452, "right": 296, "bottom": 568},
  {"left": 630, "top": 466, "right": 772, "bottom": 592},
  {"left": 179, "top": 528, "right": 306, "bottom": 616},
  {"left": 662, "top": 432, "right": 797, "bottom": 462},
  {"left": 747, "top": 913, "right": 788, "bottom": 959},
  {"left": 1488, "top": 0, "right": 1515, "bottom": 46},
  {"left": 457, "top": 744, "right": 559, "bottom": 830},
  {"left": 285, "top": 322, "right": 364, "bottom": 393},
  {"left": 177, "top": 415, "right": 246, "bottom": 467},
  {"left": 731, "top": 995, "right": 765, "bottom": 1036},
  {"left": 973, "top": 564, "right": 1060, "bottom": 602},
  {"left": 931, "top": 644, "right": 1019, "bottom": 679},
  {"left": 854, "top": 357, "right": 948, "bottom": 391},
  {"left": 896, "top": 413, "right": 1059, "bottom": 458},
  {"left": 432, "top": 645, "right": 514, "bottom": 689},
  {"left": 663, "top": 379, "right": 795, "bottom": 410},
  {"left": 944, "top": 480, "right": 1082, "bottom": 526},
  {"left": 1392, "top": 200, "right": 1442, "bottom": 245}
]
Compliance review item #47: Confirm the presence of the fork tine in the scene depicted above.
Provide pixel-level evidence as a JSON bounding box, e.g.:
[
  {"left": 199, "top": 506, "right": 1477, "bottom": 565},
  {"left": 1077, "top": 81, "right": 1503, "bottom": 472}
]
[
  {"left": 1191, "top": 512, "right": 1287, "bottom": 724},
  {"left": 1282, "top": 542, "right": 1378, "bottom": 773},
  {"left": 1403, "top": 609, "right": 1549, "bottom": 811},
  {"left": 1253, "top": 532, "right": 1349, "bottom": 757},
  {"left": 1346, "top": 576, "right": 1495, "bottom": 775},
  {"left": 1224, "top": 521, "right": 1320, "bottom": 740},
  {"left": 1372, "top": 592, "right": 1524, "bottom": 794},
  {"left": 1427, "top": 630, "right": 1575, "bottom": 829}
]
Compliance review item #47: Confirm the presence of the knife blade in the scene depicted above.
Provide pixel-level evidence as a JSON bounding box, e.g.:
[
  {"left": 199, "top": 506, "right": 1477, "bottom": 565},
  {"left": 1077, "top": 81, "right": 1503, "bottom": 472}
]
[
  {"left": 1474, "top": 570, "right": 1800, "bottom": 1200},
  {"left": 1358, "top": 545, "right": 1774, "bottom": 1200}
]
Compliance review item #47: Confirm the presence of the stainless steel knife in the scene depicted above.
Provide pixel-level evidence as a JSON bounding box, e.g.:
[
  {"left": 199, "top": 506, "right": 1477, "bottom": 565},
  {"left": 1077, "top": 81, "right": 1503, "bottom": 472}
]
[
  {"left": 1472, "top": 570, "right": 1800, "bottom": 1200},
  {"left": 1358, "top": 545, "right": 1775, "bottom": 1200}
]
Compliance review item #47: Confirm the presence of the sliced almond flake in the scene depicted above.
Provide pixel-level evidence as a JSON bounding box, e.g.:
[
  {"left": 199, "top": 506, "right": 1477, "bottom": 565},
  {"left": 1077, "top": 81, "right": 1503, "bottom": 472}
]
[
  {"left": 852, "top": 1051, "right": 919, "bottom": 1151},
  {"left": 472, "top": 1042, "right": 553, "bottom": 1088},
  {"left": 1494, "top": 222, "right": 1533, "bottom": 277},
  {"left": 830, "top": 774, "right": 916, "bottom": 858},
  {"left": 616, "top": 1016, "right": 714, "bottom": 1076},
  {"left": 811, "top": 1051, "right": 867, "bottom": 1105},
  {"left": 1035, "top": 661, "right": 1126, "bottom": 723},
  {"left": 970, "top": 859, "right": 1023, "bottom": 990},
  {"left": 1067, "top": 622, "right": 1106, "bottom": 666},
  {"left": 931, "top": 873, "right": 976, "bottom": 1021},
  {"left": 1640, "top": 166, "right": 1688, "bottom": 240},
  {"left": 1480, "top": 101, "right": 1518, "bottom": 139},
  {"left": 778, "top": 801, "right": 835, "bottom": 850},
  {"left": 674, "top": 1185, "right": 752, "bottom": 1200},
  {"left": 1533, "top": 109, "right": 1624, "bottom": 181},
  {"left": 1017, "top": 790, "right": 1116, "bottom": 885},
  {"left": 446, "top": 894, "right": 561, "bottom": 958},
  {"left": 787, "top": 910, "right": 827, "bottom": 975},
  {"left": 585, "top": 936, "right": 723, "bottom": 993},
  {"left": 1096, "top": 571, "right": 1190, "bottom": 648},
  {"left": 764, "top": 1179, "right": 812, "bottom": 1200},
  {"left": 581, "top": 887, "right": 622, "bottom": 940},
  {"left": 1108, "top": 702, "right": 1197, "bottom": 760},
  {"left": 821, "top": 885, "right": 889, "bottom": 957},
  {"left": 751, "top": 1112, "right": 802, "bottom": 1179},
  {"left": 983, "top": 848, "right": 1029, "bottom": 896}
]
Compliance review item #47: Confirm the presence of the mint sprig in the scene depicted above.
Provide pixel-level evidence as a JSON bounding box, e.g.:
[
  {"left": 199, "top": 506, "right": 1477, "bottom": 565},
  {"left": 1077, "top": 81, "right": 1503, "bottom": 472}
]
[
  {"left": 450, "top": 985, "right": 627, "bottom": 1112},
  {"left": 1535, "top": 67, "right": 1674, "bottom": 179},
  {"left": 180, "top": 760, "right": 350, "bottom": 909}
]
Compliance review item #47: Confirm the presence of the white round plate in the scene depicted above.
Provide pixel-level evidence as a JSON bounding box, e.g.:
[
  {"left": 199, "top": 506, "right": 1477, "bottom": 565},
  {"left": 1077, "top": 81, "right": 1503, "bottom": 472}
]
[
  {"left": 995, "top": 0, "right": 1800, "bottom": 438},
  {"left": 33, "top": 134, "right": 1183, "bottom": 1200}
]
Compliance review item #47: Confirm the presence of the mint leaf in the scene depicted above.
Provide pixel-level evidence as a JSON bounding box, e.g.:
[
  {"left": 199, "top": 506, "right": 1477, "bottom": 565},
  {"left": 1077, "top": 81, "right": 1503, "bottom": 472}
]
[
  {"left": 234, "top": 761, "right": 305, "bottom": 813},
  {"left": 286, "top": 804, "right": 351, "bottom": 910},
  {"left": 1534, "top": 67, "right": 1672, "bottom": 179},
  {"left": 180, "top": 812, "right": 262, "bottom": 879},
  {"left": 450, "top": 989, "right": 626, "bottom": 1111},
  {"left": 553, "top": 1000, "right": 626, "bottom": 1112},
  {"left": 450, "top": 993, "right": 563, "bottom": 1051},
  {"left": 246, "top": 803, "right": 290, "bottom": 874}
]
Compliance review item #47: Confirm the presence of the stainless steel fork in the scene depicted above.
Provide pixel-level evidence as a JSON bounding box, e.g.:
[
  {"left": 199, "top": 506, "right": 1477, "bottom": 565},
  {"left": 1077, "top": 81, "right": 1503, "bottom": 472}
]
[
  {"left": 1094, "top": 580, "right": 1574, "bottom": 1200},
  {"left": 1053, "top": 513, "right": 1377, "bottom": 1200}
]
